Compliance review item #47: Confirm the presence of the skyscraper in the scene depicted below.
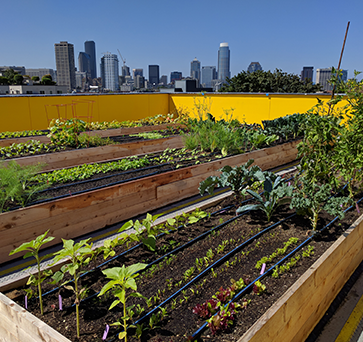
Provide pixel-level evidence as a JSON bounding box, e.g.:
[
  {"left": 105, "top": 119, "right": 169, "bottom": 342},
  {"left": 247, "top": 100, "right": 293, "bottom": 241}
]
[
  {"left": 149, "top": 65, "right": 160, "bottom": 86},
  {"left": 316, "top": 68, "right": 347, "bottom": 91},
  {"left": 247, "top": 62, "right": 262, "bottom": 73},
  {"left": 301, "top": 66, "right": 313, "bottom": 82},
  {"left": 217, "top": 42, "right": 230, "bottom": 83},
  {"left": 54, "top": 41, "right": 76, "bottom": 91},
  {"left": 170, "top": 71, "right": 182, "bottom": 83},
  {"left": 201, "top": 66, "right": 217, "bottom": 88},
  {"left": 122, "top": 65, "right": 130, "bottom": 77},
  {"left": 78, "top": 52, "right": 91, "bottom": 77},
  {"left": 100, "top": 52, "right": 119, "bottom": 91},
  {"left": 85, "top": 41, "right": 97, "bottom": 79},
  {"left": 190, "top": 58, "right": 201, "bottom": 85},
  {"left": 133, "top": 69, "right": 143, "bottom": 80},
  {"left": 160, "top": 75, "right": 167, "bottom": 85}
]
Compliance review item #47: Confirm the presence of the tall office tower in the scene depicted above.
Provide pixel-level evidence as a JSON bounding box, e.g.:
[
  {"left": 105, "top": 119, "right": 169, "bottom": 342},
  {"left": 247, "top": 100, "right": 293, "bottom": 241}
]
[
  {"left": 160, "top": 75, "right": 167, "bottom": 85},
  {"left": 190, "top": 58, "right": 201, "bottom": 85},
  {"left": 247, "top": 62, "right": 262, "bottom": 73},
  {"left": 100, "top": 52, "right": 119, "bottom": 91},
  {"left": 54, "top": 41, "right": 76, "bottom": 91},
  {"left": 133, "top": 68, "right": 143, "bottom": 80},
  {"left": 217, "top": 42, "right": 230, "bottom": 83},
  {"left": 201, "top": 66, "right": 217, "bottom": 88},
  {"left": 122, "top": 65, "right": 130, "bottom": 77},
  {"left": 78, "top": 52, "right": 91, "bottom": 77},
  {"left": 149, "top": 65, "right": 160, "bottom": 86},
  {"left": 315, "top": 68, "right": 347, "bottom": 92},
  {"left": 84, "top": 41, "right": 97, "bottom": 79},
  {"left": 170, "top": 71, "right": 182, "bottom": 83},
  {"left": 134, "top": 75, "right": 145, "bottom": 89},
  {"left": 301, "top": 66, "right": 313, "bottom": 82}
]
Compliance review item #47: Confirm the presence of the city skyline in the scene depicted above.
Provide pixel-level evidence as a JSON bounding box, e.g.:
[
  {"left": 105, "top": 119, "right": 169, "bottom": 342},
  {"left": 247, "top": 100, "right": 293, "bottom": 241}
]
[{"left": 1, "top": 0, "right": 362, "bottom": 83}]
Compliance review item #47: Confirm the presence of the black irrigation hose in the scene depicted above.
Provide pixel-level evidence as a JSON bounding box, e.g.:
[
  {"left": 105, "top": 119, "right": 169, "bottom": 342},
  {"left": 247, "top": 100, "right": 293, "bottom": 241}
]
[
  {"left": 40, "top": 204, "right": 235, "bottom": 299},
  {"left": 126, "top": 213, "right": 297, "bottom": 334},
  {"left": 190, "top": 196, "right": 363, "bottom": 339},
  {"left": 40, "top": 166, "right": 296, "bottom": 299}
]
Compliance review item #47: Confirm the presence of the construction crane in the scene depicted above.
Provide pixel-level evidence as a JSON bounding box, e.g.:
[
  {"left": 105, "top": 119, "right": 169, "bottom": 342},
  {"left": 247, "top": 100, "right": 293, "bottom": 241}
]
[{"left": 117, "top": 49, "right": 126, "bottom": 67}]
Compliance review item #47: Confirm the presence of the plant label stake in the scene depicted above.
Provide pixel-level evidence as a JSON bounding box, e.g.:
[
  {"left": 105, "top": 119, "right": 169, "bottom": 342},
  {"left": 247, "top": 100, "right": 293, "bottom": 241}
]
[
  {"left": 102, "top": 324, "right": 109, "bottom": 340},
  {"left": 25, "top": 295, "right": 28, "bottom": 309},
  {"left": 59, "top": 294, "right": 63, "bottom": 310},
  {"left": 260, "top": 263, "right": 266, "bottom": 275}
]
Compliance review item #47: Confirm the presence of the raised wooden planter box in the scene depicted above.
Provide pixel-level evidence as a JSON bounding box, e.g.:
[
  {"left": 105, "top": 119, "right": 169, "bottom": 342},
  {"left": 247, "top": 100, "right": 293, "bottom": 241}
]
[
  {"left": 240, "top": 214, "right": 363, "bottom": 342},
  {"left": 1, "top": 208, "right": 363, "bottom": 342},
  {"left": 0, "top": 124, "right": 183, "bottom": 147},
  {"left": 0, "top": 140, "right": 299, "bottom": 264},
  {"left": 2, "top": 135, "right": 184, "bottom": 171}
]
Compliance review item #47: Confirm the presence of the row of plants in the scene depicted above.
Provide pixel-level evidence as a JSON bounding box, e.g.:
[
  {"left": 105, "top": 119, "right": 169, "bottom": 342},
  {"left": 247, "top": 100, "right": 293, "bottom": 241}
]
[{"left": 0, "top": 129, "right": 47, "bottom": 140}]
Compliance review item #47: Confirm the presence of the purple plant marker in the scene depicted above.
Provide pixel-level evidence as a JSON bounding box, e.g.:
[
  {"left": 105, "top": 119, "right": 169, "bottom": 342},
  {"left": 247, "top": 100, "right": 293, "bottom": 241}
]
[
  {"left": 102, "top": 324, "right": 109, "bottom": 340},
  {"left": 59, "top": 294, "right": 63, "bottom": 311},
  {"left": 260, "top": 263, "right": 266, "bottom": 275},
  {"left": 288, "top": 181, "right": 291, "bottom": 186},
  {"left": 25, "top": 295, "right": 28, "bottom": 309},
  {"left": 356, "top": 202, "right": 361, "bottom": 215}
]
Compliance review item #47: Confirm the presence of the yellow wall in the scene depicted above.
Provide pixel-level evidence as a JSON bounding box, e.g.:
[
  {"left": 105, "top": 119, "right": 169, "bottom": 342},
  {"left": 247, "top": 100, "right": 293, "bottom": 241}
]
[
  {"left": 0, "top": 93, "right": 170, "bottom": 131},
  {"left": 169, "top": 93, "right": 347, "bottom": 125},
  {"left": 0, "top": 92, "right": 347, "bottom": 132}
]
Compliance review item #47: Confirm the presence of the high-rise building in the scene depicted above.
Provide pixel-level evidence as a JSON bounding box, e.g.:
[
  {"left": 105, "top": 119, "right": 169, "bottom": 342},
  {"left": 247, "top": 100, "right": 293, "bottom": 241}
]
[
  {"left": 134, "top": 75, "right": 145, "bottom": 89},
  {"left": 78, "top": 52, "right": 91, "bottom": 77},
  {"left": 54, "top": 41, "right": 76, "bottom": 91},
  {"left": 247, "top": 62, "right": 262, "bottom": 73},
  {"left": 190, "top": 58, "right": 201, "bottom": 85},
  {"left": 133, "top": 69, "right": 143, "bottom": 80},
  {"left": 170, "top": 71, "right": 182, "bottom": 83},
  {"left": 0, "top": 66, "right": 26, "bottom": 75},
  {"left": 160, "top": 75, "right": 167, "bottom": 85},
  {"left": 316, "top": 68, "right": 348, "bottom": 92},
  {"left": 149, "top": 65, "right": 160, "bottom": 86},
  {"left": 301, "top": 66, "right": 313, "bottom": 82},
  {"left": 122, "top": 65, "right": 130, "bottom": 77},
  {"left": 217, "top": 42, "right": 230, "bottom": 83},
  {"left": 201, "top": 66, "right": 217, "bottom": 88},
  {"left": 84, "top": 41, "right": 97, "bottom": 79},
  {"left": 100, "top": 52, "right": 119, "bottom": 91}
]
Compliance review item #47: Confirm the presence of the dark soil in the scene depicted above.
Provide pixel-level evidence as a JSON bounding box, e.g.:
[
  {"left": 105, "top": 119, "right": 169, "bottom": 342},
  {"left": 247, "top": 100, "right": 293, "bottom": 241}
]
[{"left": 6, "top": 186, "right": 362, "bottom": 342}]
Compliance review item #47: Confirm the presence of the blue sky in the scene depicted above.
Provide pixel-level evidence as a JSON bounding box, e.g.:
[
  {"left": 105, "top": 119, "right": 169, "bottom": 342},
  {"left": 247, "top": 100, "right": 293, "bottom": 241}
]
[{"left": 1, "top": 0, "right": 362, "bottom": 82}]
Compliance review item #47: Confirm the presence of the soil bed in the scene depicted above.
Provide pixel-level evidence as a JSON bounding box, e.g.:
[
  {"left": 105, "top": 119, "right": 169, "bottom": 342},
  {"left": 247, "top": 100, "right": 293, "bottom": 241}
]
[{"left": 5, "top": 184, "right": 362, "bottom": 342}]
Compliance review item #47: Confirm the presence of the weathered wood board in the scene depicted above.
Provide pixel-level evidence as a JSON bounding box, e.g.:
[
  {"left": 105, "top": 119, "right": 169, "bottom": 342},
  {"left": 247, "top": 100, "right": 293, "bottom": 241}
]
[
  {"left": 0, "top": 140, "right": 299, "bottom": 264},
  {"left": 2, "top": 135, "right": 184, "bottom": 171}
]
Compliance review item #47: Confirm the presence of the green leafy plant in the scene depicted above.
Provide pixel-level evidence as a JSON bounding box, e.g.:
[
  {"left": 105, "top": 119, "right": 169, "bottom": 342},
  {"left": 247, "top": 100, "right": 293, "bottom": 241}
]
[
  {"left": 0, "top": 161, "right": 47, "bottom": 211},
  {"left": 51, "top": 238, "right": 94, "bottom": 338},
  {"left": 199, "top": 159, "right": 262, "bottom": 203},
  {"left": 237, "top": 173, "right": 293, "bottom": 221},
  {"left": 9, "top": 230, "right": 54, "bottom": 315},
  {"left": 290, "top": 178, "right": 349, "bottom": 231},
  {"left": 98, "top": 263, "right": 147, "bottom": 341}
]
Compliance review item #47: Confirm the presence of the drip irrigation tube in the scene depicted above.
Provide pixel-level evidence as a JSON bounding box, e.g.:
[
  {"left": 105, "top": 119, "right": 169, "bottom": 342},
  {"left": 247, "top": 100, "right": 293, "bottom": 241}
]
[
  {"left": 190, "top": 196, "right": 363, "bottom": 339},
  {"left": 39, "top": 166, "right": 297, "bottom": 300}
]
